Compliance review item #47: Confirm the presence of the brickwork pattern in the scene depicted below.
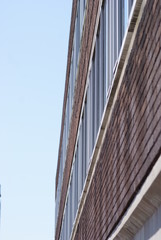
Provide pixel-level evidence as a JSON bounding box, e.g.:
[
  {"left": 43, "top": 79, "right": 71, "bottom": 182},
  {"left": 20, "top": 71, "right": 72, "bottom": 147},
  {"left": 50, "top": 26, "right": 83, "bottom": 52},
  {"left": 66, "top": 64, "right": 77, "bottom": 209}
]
[
  {"left": 74, "top": 0, "right": 161, "bottom": 239},
  {"left": 55, "top": 0, "right": 100, "bottom": 239},
  {"left": 56, "top": 0, "right": 77, "bottom": 192}
]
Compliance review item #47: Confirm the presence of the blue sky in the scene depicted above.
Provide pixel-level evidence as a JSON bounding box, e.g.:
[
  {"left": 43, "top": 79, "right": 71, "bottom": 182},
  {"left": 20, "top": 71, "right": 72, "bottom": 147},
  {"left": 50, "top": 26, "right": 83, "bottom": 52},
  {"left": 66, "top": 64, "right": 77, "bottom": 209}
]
[{"left": 0, "top": 0, "right": 72, "bottom": 239}]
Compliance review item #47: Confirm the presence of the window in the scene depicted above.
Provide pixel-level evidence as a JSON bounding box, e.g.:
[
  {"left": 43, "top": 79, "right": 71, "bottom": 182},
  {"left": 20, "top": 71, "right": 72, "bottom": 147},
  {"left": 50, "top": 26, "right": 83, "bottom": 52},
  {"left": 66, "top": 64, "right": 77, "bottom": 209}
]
[
  {"left": 78, "top": 125, "right": 82, "bottom": 201},
  {"left": 124, "top": 0, "right": 129, "bottom": 32},
  {"left": 75, "top": 151, "right": 78, "bottom": 216},
  {"left": 103, "top": 1, "right": 107, "bottom": 106},
  {"left": 128, "top": 0, "right": 134, "bottom": 14},
  {"left": 56, "top": 1, "right": 135, "bottom": 238},
  {"left": 92, "top": 56, "right": 95, "bottom": 150},
  {"left": 86, "top": 87, "right": 90, "bottom": 170},
  {"left": 82, "top": 111, "right": 86, "bottom": 185},
  {"left": 95, "top": 36, "right": 99, "bottom": 138},
  {"left": 99, "top": 12, "right": 104, "bottom": 120}
]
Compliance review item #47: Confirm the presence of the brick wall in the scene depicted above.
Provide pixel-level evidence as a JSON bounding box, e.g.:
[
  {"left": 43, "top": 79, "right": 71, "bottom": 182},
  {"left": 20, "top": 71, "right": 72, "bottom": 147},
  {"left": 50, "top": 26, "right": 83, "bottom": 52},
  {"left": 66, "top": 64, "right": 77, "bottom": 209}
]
[
  {"left": 56, "top": 0, "right": 77, "bottom": 193},
  {"left": 55, "top": 0, "right": 100, "bottom": 239},
  {"left": 74, "top": 0, "right": 161, "bottom": 239}
]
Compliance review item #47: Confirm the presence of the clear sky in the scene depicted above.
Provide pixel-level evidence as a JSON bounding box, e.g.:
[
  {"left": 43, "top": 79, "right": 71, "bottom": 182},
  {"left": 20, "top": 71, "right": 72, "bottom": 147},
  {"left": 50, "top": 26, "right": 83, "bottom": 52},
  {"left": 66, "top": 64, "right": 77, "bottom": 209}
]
[{"left": 0, "top": 0, "right": 72, "bottom": 239}]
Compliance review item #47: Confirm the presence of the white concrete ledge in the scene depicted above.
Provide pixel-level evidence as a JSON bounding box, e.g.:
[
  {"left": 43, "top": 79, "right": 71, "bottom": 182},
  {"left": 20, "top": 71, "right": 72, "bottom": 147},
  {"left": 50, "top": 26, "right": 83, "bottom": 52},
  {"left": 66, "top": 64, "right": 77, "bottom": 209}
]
[
  {"left": 70, "top": 0, "right": 145, "bottom": 239},
  {"left": 109, "top": 155, "right": 161, "bottom": 240}
]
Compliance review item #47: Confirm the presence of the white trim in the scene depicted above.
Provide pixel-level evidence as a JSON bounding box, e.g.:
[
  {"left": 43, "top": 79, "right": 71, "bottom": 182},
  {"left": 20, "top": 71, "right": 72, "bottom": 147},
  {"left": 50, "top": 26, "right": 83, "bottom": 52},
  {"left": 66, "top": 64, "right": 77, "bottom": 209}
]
[
  {"left": 109, "top": 155, "right": 161, "bottom": 240},
  {"left": 56, "top": 0, "right": 147, "bottom": 238},
  {"left": 70, "top": 0, "right": 145, "bottom": 239}
]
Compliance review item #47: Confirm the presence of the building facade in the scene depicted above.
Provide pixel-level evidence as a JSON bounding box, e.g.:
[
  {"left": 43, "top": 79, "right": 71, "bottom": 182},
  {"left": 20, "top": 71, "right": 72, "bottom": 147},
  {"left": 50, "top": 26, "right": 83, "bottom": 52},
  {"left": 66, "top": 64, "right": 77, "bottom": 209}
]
[{"left": 55, "top": 0, "right": 161, "bottom": 239}]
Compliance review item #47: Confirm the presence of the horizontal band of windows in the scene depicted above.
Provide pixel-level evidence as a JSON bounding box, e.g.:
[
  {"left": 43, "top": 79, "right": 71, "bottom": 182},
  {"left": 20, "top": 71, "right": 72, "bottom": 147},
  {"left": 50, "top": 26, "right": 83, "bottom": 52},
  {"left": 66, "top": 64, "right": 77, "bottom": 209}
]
[{"left": 58, "top": 0, "right": 134, "bottom": 239}]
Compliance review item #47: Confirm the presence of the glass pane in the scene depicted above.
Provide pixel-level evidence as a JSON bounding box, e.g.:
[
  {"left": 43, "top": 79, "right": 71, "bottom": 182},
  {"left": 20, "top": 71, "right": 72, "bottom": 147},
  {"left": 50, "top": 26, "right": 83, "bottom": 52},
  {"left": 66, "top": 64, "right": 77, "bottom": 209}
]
[{"left": 124, "top": 0, "right": 128, "bottom": 32}]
